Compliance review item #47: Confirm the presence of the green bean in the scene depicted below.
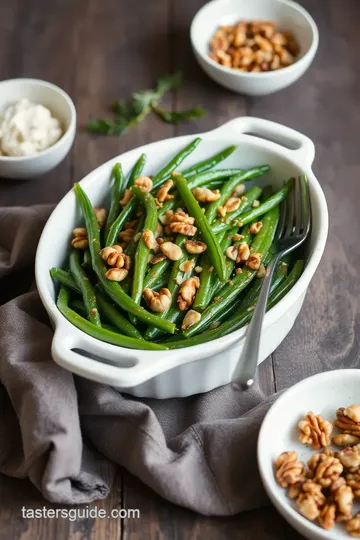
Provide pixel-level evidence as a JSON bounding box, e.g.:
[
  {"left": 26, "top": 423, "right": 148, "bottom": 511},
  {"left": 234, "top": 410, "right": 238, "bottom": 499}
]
[
  {"left": 152, "top": 270, "right": 171, "bottom": 291},
  {"left": 211, "top": 185, "right": 263, "bottom": 234},
  {"left": 95, "top": 286, "right": 143, "bottom": 340},
  {"left": 173, "top": 173, "right": 227, "bottom": 282},
  {"left": 57, "top": 285, "right": 167, "bottom": 350},
  {"left": 143, "top": 258, "right": 171, "bottom": 289},
  {"left": 186, "top": 168, "right": 244, "bottom": 188},
  {"left": 74, "top": 183, "right": 175, "bottom": 333},
  {"left": 128, "top": 153, "right": 146, "bottom": 186},
  {"left": 152, "top": 138, "right": 201, "bottom": 189},
  {"left": 205, "top": 165, "right": 270, "bottom": 224},
  {"left": 105, "top": 197, "right": 137, "bottom": 247},
  {"left": 183, "top": 204, "right": 280, "bottom": 337},
  {"left": 69, "top": 249, "right": 101, "bottom": 326},
  {"left": 165, "top": 260, "right": 304, "bottom": 349},
  {"left": 234, "top": 182, "right": 292, "bottom": 228},
  {"left": 50, "top": 267, "right": 80, "bottom": 294},
  {"left": 70, "top": 300, "right": 123, "bottom": 334},
  {"left": 181, "top": 145, "right": 237, "bottom": 179},
  {"left": 104, "top": 163, "right": 126, "bottom": 241},
  {"left": 82, "top": 248, "right": 92, "bottom": 269},
  {"left": 130, "top": 187, "right": 158, "bottom": 316},
  {"left": 125, "top": 214, "right": 145, "bottom": 259}
]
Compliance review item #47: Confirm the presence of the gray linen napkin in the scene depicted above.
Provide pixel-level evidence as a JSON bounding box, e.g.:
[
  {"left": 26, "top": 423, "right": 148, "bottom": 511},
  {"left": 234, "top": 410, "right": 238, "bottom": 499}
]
[{"left": 0, "top": 205, "right": 279, "bottom": 516}]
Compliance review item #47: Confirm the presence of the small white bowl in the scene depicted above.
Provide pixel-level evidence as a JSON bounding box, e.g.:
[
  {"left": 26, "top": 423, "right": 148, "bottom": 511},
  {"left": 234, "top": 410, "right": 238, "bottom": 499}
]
[
  {"left": 258, "top": 369, "right": 360, "bottom": 540},
  {"left": 0, "top": 78, "right": 76, "bottom": 179},
  {"left": 190, "top": 0, "right": 319, "bottom": 96}
]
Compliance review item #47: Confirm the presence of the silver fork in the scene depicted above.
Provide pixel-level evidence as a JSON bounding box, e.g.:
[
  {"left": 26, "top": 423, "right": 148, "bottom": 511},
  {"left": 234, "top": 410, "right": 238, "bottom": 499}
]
[{"left": 231, "top": 175, "right": 312, "bottom": 389}]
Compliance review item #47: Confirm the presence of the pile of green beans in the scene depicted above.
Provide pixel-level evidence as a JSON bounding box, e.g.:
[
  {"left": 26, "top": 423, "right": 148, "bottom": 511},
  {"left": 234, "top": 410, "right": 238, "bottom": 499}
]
[{"left": 50, "top": 140, "right": 305, "bottom": 351}]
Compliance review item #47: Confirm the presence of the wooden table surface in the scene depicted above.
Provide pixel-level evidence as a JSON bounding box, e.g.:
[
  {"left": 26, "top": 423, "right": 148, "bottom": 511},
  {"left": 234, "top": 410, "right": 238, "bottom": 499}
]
[{"left": 1, "top": 0, "right": 360, "bottom": 538}]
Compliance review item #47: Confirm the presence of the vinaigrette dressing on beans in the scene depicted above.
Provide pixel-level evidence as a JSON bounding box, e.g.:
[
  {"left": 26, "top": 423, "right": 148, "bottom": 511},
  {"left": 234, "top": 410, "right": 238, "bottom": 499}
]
[{"left": 0, "top": 98, "right": 63, "bottom": 157}]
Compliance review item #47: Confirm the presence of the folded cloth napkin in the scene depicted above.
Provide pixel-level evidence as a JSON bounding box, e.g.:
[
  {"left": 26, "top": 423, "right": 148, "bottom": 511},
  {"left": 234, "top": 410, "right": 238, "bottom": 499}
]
[{"left": 0, "top": 205, "right": 280, "bottom": 516}]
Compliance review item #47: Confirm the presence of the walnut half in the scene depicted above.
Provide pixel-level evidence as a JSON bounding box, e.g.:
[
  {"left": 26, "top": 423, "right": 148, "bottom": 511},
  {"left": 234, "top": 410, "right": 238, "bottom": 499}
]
[
  {"left": 298, "top": 411, "right": 333, "bottom": 450},
  {"left": 275, "top": 451, "right": 305, "bottom": 488}
]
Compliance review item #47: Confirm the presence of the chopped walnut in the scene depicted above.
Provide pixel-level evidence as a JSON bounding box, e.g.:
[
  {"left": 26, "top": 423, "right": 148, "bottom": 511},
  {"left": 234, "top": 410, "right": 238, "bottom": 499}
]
[
  {"left": 125, "top": 219, "right": 138, "bottom": 231},
  {"left": 225, "top": 245, "right": 238, "bottom": 261},
  {"left": 256, "top": 264, "right": 266, "bottom": 279},
  {"left": 93, "top": 206, "right": 107, "bottom": 229},
  {"left": 71, "top": 227, "right": 88, "bottom": 249},
  {"left": 181, "top": 309, "right": 201, "bottom": 331},
  {"left": 160, "top": 241, "right": 183, "bottom": 261},
  {"left": 334, "top": 483, "right": 354, "bottom": 519},
  {"left": 298, "top": 412, "right": 333, "bottom": 450},
  {"left": 185, "top": 240, "right": 207, "bottom": 254},
  {"left": 347, "top": 515, "right": 360, "bottom": 537},
  {"left": 235, "top": 268, "right": 243, "bottom": 275},
  {"left": 100, "top": 245, "right": 127, "bottom": 269},
  {"left": 287, "top": 480, "right": 305, "bottom": 500},
  {"left": 318, "top": 503, "right": 336, "bottom": 530},
  {"left": 275, "top": 451, "right": 305, "bottom": 488},
  {"left": 308, "top": 454, "right": 343, "bottom": 488},
  {"left": 344, "top": 405, "right": 360, "bottom": 424},
  {"left": 333, "top": 434, "right": 360, "bottom": 447},
  {"left": 195, "top": 266, "right": 203, "bottom": 273},
  {"left": 219, "top": 197, "right": 241, "bottom": 216},
  {"left": 336, "top": 408, "right": 360, "bottom": 436},
  {"left": 192, "top": 187, "right": 221, "bottom": 203},
  {"left": 249, "top": 221, "right": 263, "bottom": 234},
  {"left": 134, "top": 232, "right": 142, "bottom": 242},
  {"left": 118, "top": 228, "right": 135, "bottom": 243},
  {"left": 177, "top": 277, "right": 200, "bottom": 311},
  {"left": 252, "top": 199, "right": 260, "bottom": 208},
  {"left": 171, "top": 210, "right": 195, "bottom": 225},
  {"left": 179, "top": 259, "right": 195, "bottom": 273},
  {"left": 134, "top": 175, "right": 153, "bottom": 192},
  {"left": 150, "top": 255, "right": 166, "bottom": 265},
  {"left": 143, "top": 288, "right": 171, "bottom": 312},
  {"left": 169, "top": 222, "right": 197, "bottom": 236},
  {"left": 119, "top": 188, "right": 133, "bottom": 206},
  {"left": 143, "top": 229, "right": 156, "bottom": 250},
  {"left": 237, "top": 242, "right": 250, "bottom": 262},
  {"left": 336, "top": 446, "right": 360, "bottom": 471},
  {"left": 232, "top": 233, "right": 244, "bottom": 242},
  {"left": 155, "top": 223, "right": 163, "bottom": 238},
  {"left": 297, "top": 492, "right": 323, "bottom": 521},
  {"left": 156, "top": 180, "right": 174, "bottom": 203},
  {"left": 105, "top": 268, "right": 128, "bottom": 282},
  {"left": 159, "top": 210, "right": 174, "bottom": 225},
  {"left": 246, "top": 253, "right": 262, "bottom": 270},
  {"left": 232, "top": 183, "right": 246, "bottom": 196}
]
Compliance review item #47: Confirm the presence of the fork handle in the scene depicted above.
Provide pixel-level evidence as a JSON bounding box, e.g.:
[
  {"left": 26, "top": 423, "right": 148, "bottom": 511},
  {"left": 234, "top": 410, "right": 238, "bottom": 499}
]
[{"left": 231, "top": 254, "right": 281, "bottom": 387}]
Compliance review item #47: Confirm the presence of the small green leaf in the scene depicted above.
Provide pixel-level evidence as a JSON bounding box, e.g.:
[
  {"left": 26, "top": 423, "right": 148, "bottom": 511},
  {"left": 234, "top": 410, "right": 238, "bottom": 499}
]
[{"left": 152, "top": 104, "right": 206, "bottom": 124}]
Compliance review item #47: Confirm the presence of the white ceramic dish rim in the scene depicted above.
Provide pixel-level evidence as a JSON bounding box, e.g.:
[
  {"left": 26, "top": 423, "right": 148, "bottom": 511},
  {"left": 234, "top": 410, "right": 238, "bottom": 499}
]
[
  {"left": 0, "top": 78, "right": 76, "bottom": 162},
  {"left": 190, "top": 0, "right": 319, "bottom": 79},
  {"left": 257, "top": 369, "right": 360, "bottom": 540},
  {"left": 35, "top": 116, "right": 328, "bottom": 388}
]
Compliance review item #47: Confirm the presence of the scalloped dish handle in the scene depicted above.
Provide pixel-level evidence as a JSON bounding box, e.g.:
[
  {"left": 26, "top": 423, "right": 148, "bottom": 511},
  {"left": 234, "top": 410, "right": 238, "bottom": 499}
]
[{"left": 211, "top": 116, "right": 315, "bottom": 166}]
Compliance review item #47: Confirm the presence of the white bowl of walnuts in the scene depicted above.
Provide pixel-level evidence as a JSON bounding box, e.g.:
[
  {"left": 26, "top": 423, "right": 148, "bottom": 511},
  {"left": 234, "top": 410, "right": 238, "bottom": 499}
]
[
  {"left": 258, "top": 370, "right": 360, "bottom": 540},
  {"left": 190, "top": 0, "right": 319, "bottom": 96}
]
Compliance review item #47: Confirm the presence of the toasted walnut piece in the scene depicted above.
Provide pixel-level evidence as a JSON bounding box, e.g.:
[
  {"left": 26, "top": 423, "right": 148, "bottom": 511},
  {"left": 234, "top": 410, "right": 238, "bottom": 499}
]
[
  {"left": 179, "top": 259, "right": 195, "bottom": 273},
  {"left": 105, "top": 268, "right": 128, "bottom": 282},
  {"left": 318, "top": 503, "right": 336, "bottom": 530},
  {"left": 310, "top": 455, "right": 343, "bottom": 488},
  {"left": 235, "top": 267, "right": 243, "bottom": 275},
  {"left": 72, "top": 227, "right": 88, "bottom": 249},
  {"left": 336, "top": 446, "right": 360, "bottom": 471},
  {"left": 134, "top": 232, "right": 142, "bottom": 242},
  {"left": 156, "top": 180, "right": 174, "bottom": 203},
  {"left": 336, "top": 408, "right": 360, "bottom": 435},
  {"left": 155, "top": 223, "right": 164, "bottom": 238},
  {"left": 118, "top": 228, "right": 135, "bottom": 243},
  {"left": 134, "top": 175, "right": 153, "bottom": 192},
  {"left": 246, "top": 252, "right": 262, "bottom": 270},
  {"left": 256, "top": 264, "right": 266, "bottom": 279},
  {"left": 232, "top": 183, "right": 246, "bottom": 197},
  {"left": 170, "top": 222, "right": 197, "bottom": 236},
  {"left": 160, "top": 241, "right": 183, "bottom": 261},
  {"left": 226, "top": 246, "right": 238, "bottom": 261},
  {"left": 232, "top": 233, "right": 244, "bottom": 242},
  {"left": 159, "top": 210, "right": 174, "bottom": 225},
  {"left": 277, "top": 46, "right": 294, "bottom": 66},
  {"left": 93, "top": 206, "right": 107, "bottom": 229},
  {"left": 119, "top": 188, "right": 133, "bottom": 206},
  {"left": 287, "top": 480, "right": 305, "bottom": 500},
  {"left": 347, "top": 514, "right": 360, "bottom": 537},
  {"left": 249, "top": 221, "right": 263, "bottom": 234},
  {"left": 224, "top": 197, "right": 241, "bottom": 213},
  {"left": 235, "top": 241, "right": 250, "bottom": 263},
  {"left": 171, "top": 210, "right": 195, "bottom": 225},
  {"left": 217, "top": 205, "right": 226, "bottom": 218},
  {"left": 181, "top": 309, "right": 201, "bottom": 331},
  {"left": 344, "top": 405, "right": 360, "bottom": 424},
  {"left": 334, "top": 484, "right": 354, "bottom": 519},
  {"left": 174, "top": 275, "right": 184, "bottom": 286},
  {"left": 185, "top": 240, "right": 207, "bottom": 254},
  {"left": 124, "top": 219, "right": 138, "bottom": 231},
  {"left": 192, "top": 187, "right": 221, "bottom": 203},
  {"left": 252, "top": 199, "right": 260, "bottom": 208},
  {"left": 275, "top": 451, "right": 305, "bottom": 488},
  {"left": 296, "top": 493, "right": 321, "bottom": 521},
  {"left": 346, "top": 472, "right": 360, "bottom": 497},
  {"left": 143, "top": 288, "right": 171, "bottom": 313},
  {"left": 150, "top": 255, "right": 166, "bottom": 265},
  {"left": 298, "top": 412, "right": 333, "bottom": 450},
  {"left": 177, "top": 277, "right": 200, "bottom": 311},
  {"left": 100, "top": 245, "right": 127, "bottom": 268},
  {"left": 271, "top": 54, "right": 281, "bottom": 70},
  {"left": 143, "top": 229, "right": 156, "bottom": 250},
  {"left": 333, "top": 434, "right": 360, "bottom": 447}
]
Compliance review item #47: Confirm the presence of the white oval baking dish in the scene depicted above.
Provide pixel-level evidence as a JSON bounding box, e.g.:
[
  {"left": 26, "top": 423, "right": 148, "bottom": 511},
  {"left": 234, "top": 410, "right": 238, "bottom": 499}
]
[{"left": 35, "top": 117, "right": 328, "bottom": 398}]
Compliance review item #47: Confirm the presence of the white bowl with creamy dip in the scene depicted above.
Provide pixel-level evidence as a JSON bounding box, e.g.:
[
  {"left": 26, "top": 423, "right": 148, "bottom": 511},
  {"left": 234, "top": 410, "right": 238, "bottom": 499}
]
[{"left": 0, "top": 79, "right": 76, "bottom": 179}]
